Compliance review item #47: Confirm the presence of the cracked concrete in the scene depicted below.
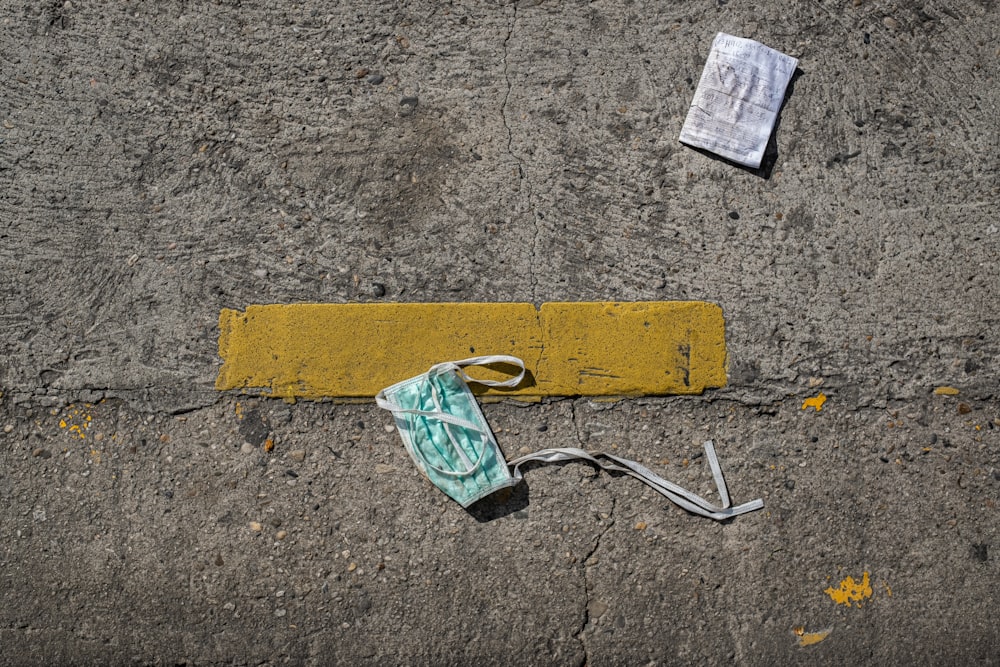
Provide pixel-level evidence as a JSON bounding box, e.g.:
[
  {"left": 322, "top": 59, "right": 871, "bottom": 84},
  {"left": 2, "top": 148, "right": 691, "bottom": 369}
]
[
  {"left": 498, "top": 3, "right": 542, "bottom": 302},
  {"left": 2, "top": 0, "right": 999, "bottom": 664},
  {"left": 575, "top": 492, "right": 617, "bottom": 664}
]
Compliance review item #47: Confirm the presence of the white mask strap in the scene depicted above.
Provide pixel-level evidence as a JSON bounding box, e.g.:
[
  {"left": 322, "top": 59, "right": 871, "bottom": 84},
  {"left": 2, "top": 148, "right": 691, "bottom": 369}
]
[
  {"left": 507, "top": 440, "right": 762, "bottom": 521},
  {"left": 429, "top": 355, "right": 527, "bottom": 389}
]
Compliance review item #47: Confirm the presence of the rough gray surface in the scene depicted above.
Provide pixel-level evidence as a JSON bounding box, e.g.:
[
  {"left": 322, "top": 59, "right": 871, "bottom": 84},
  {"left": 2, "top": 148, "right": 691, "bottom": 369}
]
[{"left": 1, "top": 0, "right": 998, "bottom": 664}]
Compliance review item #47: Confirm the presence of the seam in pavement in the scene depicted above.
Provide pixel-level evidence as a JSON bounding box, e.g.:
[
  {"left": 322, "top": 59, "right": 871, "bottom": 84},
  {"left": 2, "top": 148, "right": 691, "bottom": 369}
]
[
  {"left": 499, "top": 4, "right": 540, "bottom": 302},
  {"left": 568, "top": 398, "right": 617, "bottom": 664}
]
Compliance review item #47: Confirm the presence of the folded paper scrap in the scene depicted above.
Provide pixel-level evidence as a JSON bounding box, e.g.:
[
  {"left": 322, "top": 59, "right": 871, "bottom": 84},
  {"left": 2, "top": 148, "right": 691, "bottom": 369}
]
[
  {"left": 376, "top": 355, "right": 763, "bottom": 520},
  {"left": 679, "top": 33, "right": 798, "bottom": 169}
]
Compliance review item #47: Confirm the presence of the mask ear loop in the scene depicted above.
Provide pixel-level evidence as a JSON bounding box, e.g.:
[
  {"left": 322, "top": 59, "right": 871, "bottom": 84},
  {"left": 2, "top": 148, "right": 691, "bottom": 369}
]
[
  {"left": 431, "top": 355, "right": 527, "bottom": 389},
  {"left": 507, "top": 441, "right": 763, "bottom": 521}
]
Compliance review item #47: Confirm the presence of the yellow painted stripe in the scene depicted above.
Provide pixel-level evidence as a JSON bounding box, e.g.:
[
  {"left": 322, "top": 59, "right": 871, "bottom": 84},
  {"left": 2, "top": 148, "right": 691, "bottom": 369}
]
[{"left": 216, "top": 302, "right": 727, "bottom": 398}]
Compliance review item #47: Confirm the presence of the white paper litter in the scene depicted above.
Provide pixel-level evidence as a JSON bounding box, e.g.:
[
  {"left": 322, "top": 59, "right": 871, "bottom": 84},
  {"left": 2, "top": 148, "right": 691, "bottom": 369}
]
[{"left": 679, "top": 33, "right": 798, "bottom": 169}]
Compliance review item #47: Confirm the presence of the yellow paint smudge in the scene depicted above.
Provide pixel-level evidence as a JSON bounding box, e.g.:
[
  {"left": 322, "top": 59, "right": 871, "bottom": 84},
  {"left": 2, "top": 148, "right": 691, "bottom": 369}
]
[
  {"left": 825, "top": 572, "right": 873, "bottom": 607},
  {"left": 802, "top": 393, "right": 827, "bottom": 411},
  {"left": 794, "top": 626, "right": 832, "bottom": 647},
  {"left": 933, "top": 386, "right": 959, "bottom": 396}
]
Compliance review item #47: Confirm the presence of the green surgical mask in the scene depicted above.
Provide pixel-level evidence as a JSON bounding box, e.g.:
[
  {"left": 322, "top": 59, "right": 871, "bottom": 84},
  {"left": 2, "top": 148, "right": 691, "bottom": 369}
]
[
  {"left": 377, "top": 356, "right": 763, "bottom": 520},
  {"left": 375, "top": 355, "right": 523, "bottom": 507}
]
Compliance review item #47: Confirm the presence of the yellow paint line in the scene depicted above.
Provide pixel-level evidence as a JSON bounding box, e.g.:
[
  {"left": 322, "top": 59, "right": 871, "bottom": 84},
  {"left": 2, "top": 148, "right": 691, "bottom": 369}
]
[{"left": 216, "top": 302, "right": 727, "bottom": 399}]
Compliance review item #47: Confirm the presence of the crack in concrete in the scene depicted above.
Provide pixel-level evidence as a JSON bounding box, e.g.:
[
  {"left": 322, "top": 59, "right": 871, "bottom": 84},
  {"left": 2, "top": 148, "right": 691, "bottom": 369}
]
[
  {"left": 2, "top": 385, "right": 220, "bottom": 414},
  {"left": 566, "top": 397, "right": 616, "bottom": 665},
  {"left": 567, "top": 398, "right": 584, "bottom": 449},
  {"left": 498, "top": 4, "right": 540, "bottom": 302},
  {"left": 499, "top": 5, "right": 518, "bottom": 166},
  {"left": 574, "top": 494, "right": 616, "bottom": 665}
]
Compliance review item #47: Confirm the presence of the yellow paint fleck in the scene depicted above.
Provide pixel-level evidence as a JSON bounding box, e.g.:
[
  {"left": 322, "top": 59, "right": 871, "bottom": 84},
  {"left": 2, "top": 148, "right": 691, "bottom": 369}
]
[
  {"left": 215, "top": 302, "right": 728, "bottom": 399},
  {"left": 883, "top": 582, "right": 892, "bottom": 597},
  {"left": 934, "top": 386, "right": 960, "bottom": 396},
  {"left": 58, "top": 406, "right": 94, "bottom": 440},
  {"left": 796, "top": 626, "right": 833, "bottom": 647},
  {"left": 825, "top": 571, "right": 873, "bottom": 607},
  {"left": 802, "top": 393, "right": 827, "bottom": 412}
]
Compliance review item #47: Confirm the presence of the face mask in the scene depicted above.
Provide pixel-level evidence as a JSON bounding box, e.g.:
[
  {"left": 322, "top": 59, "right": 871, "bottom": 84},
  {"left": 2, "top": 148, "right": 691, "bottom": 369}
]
[
  {"left": 377, "top": 356, "right": 763, "bottom": 520},
  {"left": 375, "top": 355, "right": 525, "bottom": 508}
]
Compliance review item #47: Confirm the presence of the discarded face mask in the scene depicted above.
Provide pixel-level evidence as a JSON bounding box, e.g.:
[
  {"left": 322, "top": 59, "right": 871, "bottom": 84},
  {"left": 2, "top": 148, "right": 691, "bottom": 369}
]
[
  {"left": 376, "top": 356, "right": 763, "bottom": 520},
  {"left": 375, "top": 355, "right": 523, "bottom": 508}
]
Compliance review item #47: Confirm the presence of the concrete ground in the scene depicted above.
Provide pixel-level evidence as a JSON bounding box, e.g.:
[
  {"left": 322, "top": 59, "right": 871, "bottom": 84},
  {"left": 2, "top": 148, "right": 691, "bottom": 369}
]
[{"left": 1, "top": 0, "right": 998, "bottom": 664}]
